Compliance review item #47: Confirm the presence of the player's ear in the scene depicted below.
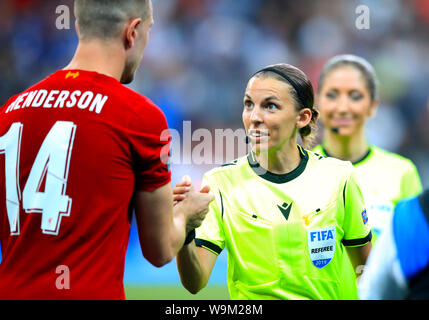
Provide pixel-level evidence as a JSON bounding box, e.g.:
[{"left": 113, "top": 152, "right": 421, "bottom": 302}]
[
  {"left": 75, "top": 20, "right": 80, "bottom": 38},
  {"left": 124, "top": 18, "right": 142, "bottom": 50},
  {"left": 368, "top": 99, "right": 379, "bottom": 118}
]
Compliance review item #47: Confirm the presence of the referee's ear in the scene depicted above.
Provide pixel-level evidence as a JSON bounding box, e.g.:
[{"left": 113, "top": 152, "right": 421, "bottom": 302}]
[
  {"left": 296, "top": 108, "right": 312, "bottom": 129},
  {"left": 367, "top": 100, "right": 379, "bottom": 118}
]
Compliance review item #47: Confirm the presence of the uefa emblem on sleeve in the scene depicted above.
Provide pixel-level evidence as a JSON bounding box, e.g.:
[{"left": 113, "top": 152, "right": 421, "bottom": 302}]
[{"left": 361, "top": 209, "right": 368, "bottom": 224}]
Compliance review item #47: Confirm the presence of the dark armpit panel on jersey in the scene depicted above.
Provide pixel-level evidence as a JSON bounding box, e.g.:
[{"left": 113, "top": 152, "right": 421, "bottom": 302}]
[
  {"left": 341, "top": 231, "right": 372, "bottom": 247},
  {"left": 195, "top": 239, "right": 223, "bottom": 255}
]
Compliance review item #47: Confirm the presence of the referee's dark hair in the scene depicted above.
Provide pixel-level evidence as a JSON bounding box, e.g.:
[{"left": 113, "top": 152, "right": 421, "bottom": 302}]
[
  {"left": 253, "top": 64, "right": 319, "bottom": 149},
  {"left": 74, "top": 0, "right": 151, "bottom": 40}
]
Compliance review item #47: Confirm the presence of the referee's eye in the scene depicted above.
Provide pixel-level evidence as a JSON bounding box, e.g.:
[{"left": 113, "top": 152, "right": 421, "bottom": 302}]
[
  {"left": 244, "top": 100, "right": 254, "bottom": 110},
  {"left": 326, "top": 91, "right": 338, "bottom": 100},
  {"left": 264, "top": 103, "right": 278, "bottom": 111}
]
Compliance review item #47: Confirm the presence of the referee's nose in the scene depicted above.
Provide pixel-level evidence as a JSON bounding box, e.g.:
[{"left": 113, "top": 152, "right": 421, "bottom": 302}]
[{"left": 249, "top": 105, "right": 264, "bottom": 125}]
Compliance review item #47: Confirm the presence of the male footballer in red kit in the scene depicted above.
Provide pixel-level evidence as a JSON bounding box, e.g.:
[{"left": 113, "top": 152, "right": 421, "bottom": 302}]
[{"left": 0, "top": 0, "right": 213, "bottom": 299}]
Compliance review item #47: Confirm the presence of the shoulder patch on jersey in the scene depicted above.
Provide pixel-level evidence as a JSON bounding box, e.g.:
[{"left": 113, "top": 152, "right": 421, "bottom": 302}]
[{"left": 361, "top": 208, "right": 368, "bottom": 224}]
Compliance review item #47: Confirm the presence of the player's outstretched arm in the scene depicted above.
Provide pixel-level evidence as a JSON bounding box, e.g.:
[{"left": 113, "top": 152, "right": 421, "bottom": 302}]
[
  {"left": 134, "top": 183, "right": 213, "bottom": 268},
  {"left": 174, "top": 176, "right": 218, "bottom": 294}
]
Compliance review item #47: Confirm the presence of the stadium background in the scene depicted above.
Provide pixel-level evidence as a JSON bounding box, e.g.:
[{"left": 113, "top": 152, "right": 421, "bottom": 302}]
[{"left": 0, "top": 0, "right": 428, "bottom": 299}]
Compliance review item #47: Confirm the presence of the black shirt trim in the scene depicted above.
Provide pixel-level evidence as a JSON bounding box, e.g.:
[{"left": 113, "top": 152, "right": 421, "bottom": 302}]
[
  {"left": 247, "top": 146, "right": 309, "bottom": 184},
  {"left": 342, "top": 231, "right": 372, "bottom": 247},
  {"left": 195, "top": 239, "right": 223, "bottom": 255},
  {"left": 321, "top": 145, "right": 373, "bottom": 166},
  {"left": 219, "top": 190, "right": 224, "bottom": 219}
]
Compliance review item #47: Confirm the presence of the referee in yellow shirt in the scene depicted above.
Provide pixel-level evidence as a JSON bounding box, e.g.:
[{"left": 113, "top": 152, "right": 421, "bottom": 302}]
[{"left": 175, "top": 63, "right": 372, "bottom": 300}]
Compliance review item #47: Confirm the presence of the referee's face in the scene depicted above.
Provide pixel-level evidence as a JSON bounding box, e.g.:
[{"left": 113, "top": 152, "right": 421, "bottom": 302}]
[
  {"left": 318, "top": 66, "right": 377, "bottom": 137},
  {"left": 243, "top": 76, "right": 300, "bottom": 152}
]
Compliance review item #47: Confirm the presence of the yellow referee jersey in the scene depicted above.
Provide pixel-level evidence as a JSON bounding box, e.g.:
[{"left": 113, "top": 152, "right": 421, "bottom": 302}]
[
  {"left": 195, "top": 146, "right": 371, "bottom": 300},
  {"left": 312, "top": 144, "right": 422, "bottom": 239}
]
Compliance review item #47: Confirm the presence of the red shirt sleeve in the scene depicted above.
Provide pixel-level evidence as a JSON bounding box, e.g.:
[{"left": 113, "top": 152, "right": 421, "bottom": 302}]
[{"left": 127, "top": 97, "right": 171, "bottom": 191}]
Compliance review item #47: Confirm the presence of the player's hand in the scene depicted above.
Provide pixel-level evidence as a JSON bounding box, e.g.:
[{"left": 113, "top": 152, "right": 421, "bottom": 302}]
[
  {"left": 175, "top": 184, "right": 214, "bottom": 232},
  {"left": 173, "top": 175, "right": 209, "bottom": 204},
  {"left": 173, "top": 175, "right": 192, "bottom": 204}
]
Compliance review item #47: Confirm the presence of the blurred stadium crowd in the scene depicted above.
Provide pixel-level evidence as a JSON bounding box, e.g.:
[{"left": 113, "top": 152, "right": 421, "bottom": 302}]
[
  {"left": 1, "top": 0, "right": 428, "bottom": 186},
  {"left": 0, "top": 0, "right": 428, "bottom": 285}
]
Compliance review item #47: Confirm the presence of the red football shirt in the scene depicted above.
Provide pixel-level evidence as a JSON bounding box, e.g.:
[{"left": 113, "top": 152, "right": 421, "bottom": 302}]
[{"left": 0, "top": 70, "right": 171, "bottom": 299}]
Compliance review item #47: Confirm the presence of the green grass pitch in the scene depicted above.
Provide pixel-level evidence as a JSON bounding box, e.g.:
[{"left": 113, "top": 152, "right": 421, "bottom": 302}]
[{"left": 125, "top": 285, "right": 230, "bottom": 300}]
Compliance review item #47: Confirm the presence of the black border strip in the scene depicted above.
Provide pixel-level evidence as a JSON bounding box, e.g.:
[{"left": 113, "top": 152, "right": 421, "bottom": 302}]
[
  {"left": 219, "top": 190, "right": 224, "bottom": 219},
  {"left": 322, "top": 145, "right": 373, "bottom": 166},
  {"left": 342, "top": 231, "right": 372, "bottom": 247},
  {"left": 247, "top": 146, "right": 309, "bottom": 184},
  {"left": 342, "top": 181, "right": 347, "bottom": 207},
  {"left": 195, "top": 239, "right": 223, "bottom": 255}
]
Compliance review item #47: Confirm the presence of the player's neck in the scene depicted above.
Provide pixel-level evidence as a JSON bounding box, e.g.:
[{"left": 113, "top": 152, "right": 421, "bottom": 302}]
[
  {"left": 323, "top": 130, "right": 369, "bottom": 163},
  {"left": 255, "top": 141, "right": 301, "bottom": 175},
  {"left": 64, "top": 40, "right": 125, "bottom": 82}
]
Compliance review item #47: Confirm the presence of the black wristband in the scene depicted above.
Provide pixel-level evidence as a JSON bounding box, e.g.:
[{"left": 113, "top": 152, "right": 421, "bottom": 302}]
[{"left": 183, "top": 229, "right": 196, "bottom": 246}]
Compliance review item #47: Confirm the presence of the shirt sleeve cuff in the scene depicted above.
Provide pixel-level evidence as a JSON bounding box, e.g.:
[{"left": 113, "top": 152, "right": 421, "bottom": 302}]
[
  {"left": 136, "top": 174, "right": 171, "bottom": 192},
  {"left": 342, "top": 231, "right": 372, "bottom": 247},
  {"left": 195, "top": 238, "right": 223, "bottom": 255}
]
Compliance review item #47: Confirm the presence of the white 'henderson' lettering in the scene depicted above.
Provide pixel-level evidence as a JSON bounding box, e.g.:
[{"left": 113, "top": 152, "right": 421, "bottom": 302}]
[
  {"left": 54, "top": 91, "right": 70, "bottom": 108},
  {"left": 44, "top": 90, "right": 60, "bottom": 108},
  {"left": 5, "top": 90, "right": 108, "bottom": 114},
  {"left": 32, "top": 90, "right": 48, "bottom": 107},
  {"left": 23, "top": 90, "right": 39, "bottom": 108},
  {"left": 90, "top": 93, "right": 109, "bottom": 113},
  {"left": 77, "top": 91, "right": 93, "bottom": 109}
]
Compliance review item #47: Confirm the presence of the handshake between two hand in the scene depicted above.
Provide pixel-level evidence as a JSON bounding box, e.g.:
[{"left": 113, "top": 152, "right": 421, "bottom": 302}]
[{"left": 173, "top": 175, "right": 214, "bottom": 232}]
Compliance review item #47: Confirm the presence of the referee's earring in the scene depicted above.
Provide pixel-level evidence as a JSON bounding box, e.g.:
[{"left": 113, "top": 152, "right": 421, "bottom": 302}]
[{"left": 245, "top": 136, "right": 250, "bottom": 144}]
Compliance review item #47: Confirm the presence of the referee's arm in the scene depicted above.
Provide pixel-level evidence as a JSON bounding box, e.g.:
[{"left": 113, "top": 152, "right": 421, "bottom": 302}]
[
  {"left": 177, "top": 243, "right": 218, "bottom": 294},
  {"left": 174, "top": 176, "right": 221, "bottom": 294},
  {"left": 346, "top": 242, "right": 372, "bottom": 276}
]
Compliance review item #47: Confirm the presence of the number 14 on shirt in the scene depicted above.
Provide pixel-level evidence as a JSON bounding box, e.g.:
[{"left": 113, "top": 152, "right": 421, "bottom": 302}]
[{"left": 0, "top": 121, "right": 76, "bottom": 236}]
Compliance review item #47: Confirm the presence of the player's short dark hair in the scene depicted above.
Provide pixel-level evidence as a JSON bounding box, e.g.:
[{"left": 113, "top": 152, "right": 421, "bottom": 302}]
[
  {"left": 317, "top": 54, "right": 379, "bottom": 102},
  {"left": 74, "top": 0, "right": 151, "bottom": 40},
  {"left": 254, "top": 64, "right": 319, "bottom": 149}
]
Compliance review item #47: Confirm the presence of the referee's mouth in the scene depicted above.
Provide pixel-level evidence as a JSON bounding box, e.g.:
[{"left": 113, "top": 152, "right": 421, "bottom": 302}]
[{"left": 248, "top": 130, "right": 269, "bottom": 142}]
